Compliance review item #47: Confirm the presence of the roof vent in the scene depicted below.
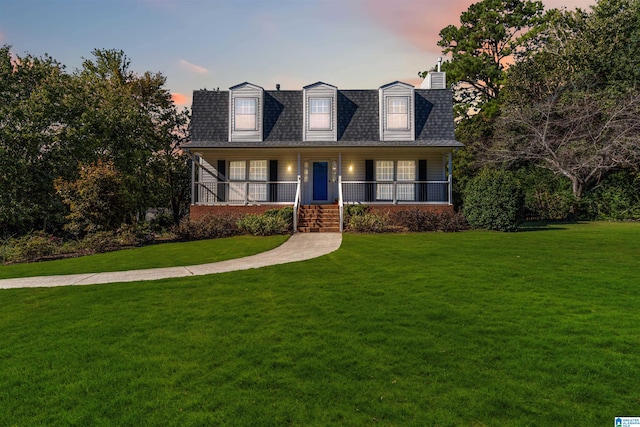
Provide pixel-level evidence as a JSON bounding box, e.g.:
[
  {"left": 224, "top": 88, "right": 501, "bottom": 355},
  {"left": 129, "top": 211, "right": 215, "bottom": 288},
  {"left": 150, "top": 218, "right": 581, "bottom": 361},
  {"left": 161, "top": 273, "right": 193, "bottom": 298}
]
[
  {"left": 276, "top": 83, "right": 280, "bottom": 91},
  {"left": 421, "top": 57, "right": 446, "bottom": 89}
]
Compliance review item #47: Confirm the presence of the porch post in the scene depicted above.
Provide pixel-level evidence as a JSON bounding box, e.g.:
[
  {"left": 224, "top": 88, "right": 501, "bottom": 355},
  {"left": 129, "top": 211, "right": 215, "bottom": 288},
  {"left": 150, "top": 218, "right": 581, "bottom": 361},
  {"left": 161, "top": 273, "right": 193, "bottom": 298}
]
[
  {"left": 191, "top": 154, "right": 197, "bottom": 205},
  {"left": 448, "top": 152, "right": 453, "bottom": 205}
]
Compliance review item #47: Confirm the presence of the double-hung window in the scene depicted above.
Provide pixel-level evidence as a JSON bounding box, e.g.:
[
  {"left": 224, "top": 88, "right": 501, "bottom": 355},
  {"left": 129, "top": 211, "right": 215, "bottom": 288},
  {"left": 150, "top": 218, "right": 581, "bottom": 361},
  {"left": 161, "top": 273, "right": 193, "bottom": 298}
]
[
  {"left": 234, "top": 98, "right": 257, "bottom": 130},
  {"left": 396, "top": 160, "right": 416, "bottom": 201},
  {"left": 376, "top": 160, "right": 394, "bottom": 201},
  {"left": 228, "top": 161, "right": 246, "bottom": 203},
  {"left": 309, "top": 98, "right": 331, "bottom": 130},
  {"left": 248, "top": 160, "right": 267, "bottom": 202},
  {"left": 387, "top": 97, "right": 409, "bottom": 130}
]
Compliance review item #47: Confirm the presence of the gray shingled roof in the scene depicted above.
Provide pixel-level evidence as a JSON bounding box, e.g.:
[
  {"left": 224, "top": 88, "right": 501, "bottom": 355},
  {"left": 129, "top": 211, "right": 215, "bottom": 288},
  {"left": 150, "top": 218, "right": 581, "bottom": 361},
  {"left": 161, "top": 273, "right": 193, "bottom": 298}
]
[{"left": 187, "top": 87, "right": 462, "bottom": 148}]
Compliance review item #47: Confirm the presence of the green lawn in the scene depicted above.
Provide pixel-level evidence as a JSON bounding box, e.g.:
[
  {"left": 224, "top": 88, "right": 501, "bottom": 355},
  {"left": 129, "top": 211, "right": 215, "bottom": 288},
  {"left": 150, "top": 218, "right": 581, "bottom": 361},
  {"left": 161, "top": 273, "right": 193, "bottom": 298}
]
[
  {"left": 1, "top": 222, "right": 639, "bottom": 426},
  {"left": 0, "top": 235, "right": 288, "bottom": 279}
]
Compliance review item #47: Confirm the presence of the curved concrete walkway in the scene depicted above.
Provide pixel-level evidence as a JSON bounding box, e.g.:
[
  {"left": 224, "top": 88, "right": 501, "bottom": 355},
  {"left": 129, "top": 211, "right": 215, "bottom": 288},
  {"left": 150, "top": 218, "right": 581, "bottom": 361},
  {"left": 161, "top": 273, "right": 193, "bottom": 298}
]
[{"left": 0, "top": 233, "right": 342, "bottom": 290}]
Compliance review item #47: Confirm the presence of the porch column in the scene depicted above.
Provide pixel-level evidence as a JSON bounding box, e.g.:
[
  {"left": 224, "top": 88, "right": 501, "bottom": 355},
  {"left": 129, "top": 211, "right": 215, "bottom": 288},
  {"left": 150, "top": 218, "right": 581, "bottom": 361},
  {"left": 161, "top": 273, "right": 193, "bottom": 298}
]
[
  {"left": 191, "top": 154, "right": 197, "bottom": 205},
  {"left": 448, "top": 152, "right": 453, "bottom": 205}
]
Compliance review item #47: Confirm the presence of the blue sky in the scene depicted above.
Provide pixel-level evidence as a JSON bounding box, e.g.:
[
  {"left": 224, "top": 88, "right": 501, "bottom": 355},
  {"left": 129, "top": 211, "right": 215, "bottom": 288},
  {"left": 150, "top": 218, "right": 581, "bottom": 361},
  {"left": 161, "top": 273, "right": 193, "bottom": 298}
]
[{"left": 0, "top": 0, "right": 594, "bottom": 107}]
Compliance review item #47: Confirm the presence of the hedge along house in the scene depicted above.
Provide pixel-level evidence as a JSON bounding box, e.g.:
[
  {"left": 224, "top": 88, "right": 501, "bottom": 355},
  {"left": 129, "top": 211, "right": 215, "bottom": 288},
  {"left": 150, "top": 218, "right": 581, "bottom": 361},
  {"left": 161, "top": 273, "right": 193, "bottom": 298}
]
[{"left": 183, "top": 68, "right": 463, "bottom": 232}]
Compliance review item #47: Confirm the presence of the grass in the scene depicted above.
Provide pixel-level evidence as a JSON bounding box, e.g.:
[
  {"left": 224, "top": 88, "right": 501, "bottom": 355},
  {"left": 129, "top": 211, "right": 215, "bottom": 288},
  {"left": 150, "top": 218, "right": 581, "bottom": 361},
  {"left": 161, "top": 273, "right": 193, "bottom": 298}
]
[
  {"left": 0, "top": 235, "right": 288, "bottom": 279},
  {"left": 1, "top": 222, "right": 639, "bottom": 425}
]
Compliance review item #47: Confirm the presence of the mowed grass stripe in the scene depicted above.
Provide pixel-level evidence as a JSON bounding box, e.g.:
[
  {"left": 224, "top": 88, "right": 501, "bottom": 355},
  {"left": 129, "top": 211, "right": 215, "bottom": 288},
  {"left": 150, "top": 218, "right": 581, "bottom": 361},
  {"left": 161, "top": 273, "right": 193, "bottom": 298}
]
[{"left": 1, "top": 222, "right": 639, "bottom": 425}]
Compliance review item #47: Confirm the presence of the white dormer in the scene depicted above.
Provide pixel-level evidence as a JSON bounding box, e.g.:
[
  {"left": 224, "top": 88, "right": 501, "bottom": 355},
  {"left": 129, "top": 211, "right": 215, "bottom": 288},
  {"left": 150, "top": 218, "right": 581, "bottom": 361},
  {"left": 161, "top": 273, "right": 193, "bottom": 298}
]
[
  {"left": 229, "top": 82, "right": 264, "bottom": 142},
  {"left": 379, "top": 81, "right": 415, "bottom": 141},
  {"left": 303, "top": 82, "right": 337, "bottom": 142}
]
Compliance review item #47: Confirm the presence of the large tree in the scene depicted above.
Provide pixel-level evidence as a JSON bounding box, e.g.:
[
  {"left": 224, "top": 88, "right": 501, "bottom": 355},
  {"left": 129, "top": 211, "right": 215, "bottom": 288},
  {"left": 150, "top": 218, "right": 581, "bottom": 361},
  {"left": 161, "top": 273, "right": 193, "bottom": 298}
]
[
  {"left": 492, "top": 0, "right": 640, "bottom": 202},
  {"left": 432, "top": 0, "right": 545, "bottom": 111},
  {"left": 0, "top": 46, "right": 190, "bottom": 236}
]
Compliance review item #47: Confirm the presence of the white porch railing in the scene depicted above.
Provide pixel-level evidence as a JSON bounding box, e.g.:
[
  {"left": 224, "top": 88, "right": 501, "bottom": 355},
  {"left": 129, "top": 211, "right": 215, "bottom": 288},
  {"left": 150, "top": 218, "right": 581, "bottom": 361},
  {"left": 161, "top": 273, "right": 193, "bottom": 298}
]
[
  {"left": 293, "top": 175, "right": 301, "bottom": 232},
  {"left": 194, "top": 181, "right": 298, "bottom": 205},
  {"left": 194, "top": 178, "right": 451, "bottom": 206},
  {"left": 340, "top": 180, "right": 451, "bottom": 204}
]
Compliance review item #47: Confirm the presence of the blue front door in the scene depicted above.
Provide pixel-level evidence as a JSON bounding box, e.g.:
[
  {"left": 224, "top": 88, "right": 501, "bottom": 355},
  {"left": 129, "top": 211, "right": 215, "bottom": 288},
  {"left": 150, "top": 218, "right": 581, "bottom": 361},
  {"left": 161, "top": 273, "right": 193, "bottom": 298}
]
[{"left": 313, "top": 162, "right": 328, "bottom": 201}]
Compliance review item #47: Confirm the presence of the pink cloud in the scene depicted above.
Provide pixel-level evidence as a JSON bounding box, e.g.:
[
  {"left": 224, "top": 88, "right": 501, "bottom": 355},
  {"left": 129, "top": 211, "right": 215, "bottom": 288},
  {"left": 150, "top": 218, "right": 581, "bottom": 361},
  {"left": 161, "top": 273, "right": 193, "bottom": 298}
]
[
  {"left": 171, "top": 93, "right": 188, "bottom": 105},
  {"left": 363, "top": 0, "right": 595, "bottom": 54},
  {"left": 180, "top": 59, "right": 208, "bottom": 74}
]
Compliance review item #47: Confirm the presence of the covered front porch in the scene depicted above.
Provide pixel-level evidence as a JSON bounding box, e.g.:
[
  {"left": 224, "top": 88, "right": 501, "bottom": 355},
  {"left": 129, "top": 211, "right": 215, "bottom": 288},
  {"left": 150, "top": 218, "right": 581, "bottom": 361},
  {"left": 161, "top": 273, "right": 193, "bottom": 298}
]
[{"left": 189, "top": 147, "right": 454, "bottom": 232}]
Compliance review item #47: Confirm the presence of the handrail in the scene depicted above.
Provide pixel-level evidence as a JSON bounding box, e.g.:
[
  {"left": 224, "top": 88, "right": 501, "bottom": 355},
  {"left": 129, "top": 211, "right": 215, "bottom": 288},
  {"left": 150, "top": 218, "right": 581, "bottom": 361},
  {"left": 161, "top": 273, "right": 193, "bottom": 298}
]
[
  {"left": 293, "top": 175, "right": 301, "bottom": 232},
  {"left": 338, "top": 175, "right": 344, "bottom": 232}
]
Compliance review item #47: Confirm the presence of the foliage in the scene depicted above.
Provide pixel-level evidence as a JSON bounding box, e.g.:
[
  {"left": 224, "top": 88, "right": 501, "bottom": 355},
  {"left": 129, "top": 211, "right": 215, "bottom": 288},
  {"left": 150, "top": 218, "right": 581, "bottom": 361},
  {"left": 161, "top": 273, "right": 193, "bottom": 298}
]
[
  {"left": 0, "top": 46, "right": 190, "bottom": 237},
  {"left": 55, "top": 160, "right": 135, "bottom": 236},
  {"left": 237, "top": 214, "right": 290, "bottom": 236},
  {"left": 514, "top": 167, "right": 575, "bottom": 221},
  {"left": 263, "top": 207, "right": 294, "bottom": 232},
  {"left": 346, "top": 212, "right": 389, "bottom": 233},
  {"left": 173, "top": 213, "right": 242, "bottom": 241},
  {"left": 493, "top": 1, "right": 640, "bottom": 202},
  {"left": 430, "top": 0, "right": 545, "bottom": 109},
  {"left": 582, "top": 170, "right": 640, "bottom": 220},
  {"left": 344, "top": 204, "right": 370, "bottom": 218},
  {"left": 388, "top": 209, "right": 468, "bottom": 232},
  {"left": 1, "top": 231, "right": 62, "bottom": 263},
  {"left": 463, "top": 168, "right": 524, "bottom": 231}
]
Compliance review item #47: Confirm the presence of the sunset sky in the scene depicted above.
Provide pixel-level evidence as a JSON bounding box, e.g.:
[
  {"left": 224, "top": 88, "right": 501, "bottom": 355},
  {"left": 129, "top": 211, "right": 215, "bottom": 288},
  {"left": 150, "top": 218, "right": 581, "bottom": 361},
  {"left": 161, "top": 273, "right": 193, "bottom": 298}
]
[{"left": 1, "top": 0, "right": 594, "bottom": 107}]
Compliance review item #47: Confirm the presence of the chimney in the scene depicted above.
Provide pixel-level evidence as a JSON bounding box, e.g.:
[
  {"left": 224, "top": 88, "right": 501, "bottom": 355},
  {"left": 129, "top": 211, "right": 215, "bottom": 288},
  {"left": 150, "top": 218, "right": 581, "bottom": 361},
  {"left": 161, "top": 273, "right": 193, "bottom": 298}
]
[{"left": 421, "top": 58, "right": 446, "bottom": 89}]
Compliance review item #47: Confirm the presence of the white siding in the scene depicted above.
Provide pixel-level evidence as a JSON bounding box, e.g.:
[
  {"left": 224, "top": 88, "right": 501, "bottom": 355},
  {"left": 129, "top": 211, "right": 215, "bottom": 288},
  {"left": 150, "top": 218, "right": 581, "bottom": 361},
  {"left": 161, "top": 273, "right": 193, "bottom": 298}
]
[
  {"left": 229, "top": 83, "right": 264, "bottom": 142},
  {"left": 303, "top": 83, "right": 337, "bottom": 142},
  {"left": 379, "top": 82, "right": 415, "bottom": 142}
]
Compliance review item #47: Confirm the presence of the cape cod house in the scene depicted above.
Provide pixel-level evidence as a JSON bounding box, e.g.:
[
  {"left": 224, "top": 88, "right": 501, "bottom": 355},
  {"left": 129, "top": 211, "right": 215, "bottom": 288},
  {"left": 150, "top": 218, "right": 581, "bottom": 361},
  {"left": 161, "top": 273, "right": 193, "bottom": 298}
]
[{"left": 183, "top": 68, "right": 462, "bottom": 232}]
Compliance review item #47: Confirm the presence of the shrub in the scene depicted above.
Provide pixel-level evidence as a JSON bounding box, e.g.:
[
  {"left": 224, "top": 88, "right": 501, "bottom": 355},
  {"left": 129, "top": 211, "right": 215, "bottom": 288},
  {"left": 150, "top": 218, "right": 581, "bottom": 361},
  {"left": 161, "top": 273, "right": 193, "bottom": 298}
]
[
  {"left": 389, "top": 209, "right": 467, "bottom": 232},
  {"left": 2, "top": 231, "right": 61, "bottom": 263},
  {"left": 79, "top": 231, "right": 121, "bottom": 254},
  {"left": 173, "top": 213, "right": 242, "bottom": 241},
  {"left": 116, "top": 223, "right": 156, "bottom": 247},
  {"left": 463, "top": 168, "right": 524, "bottom": 232},
  {"left": 346, "top": 213, "right": 389, "bottom": 233},
  {"left": 55, "top": 160, "right": 135, "bottom": 237},
  {"left": 514, "top": 167, "right": 574, "bottom": 221},
  {"left": 263, "top": 207, "right": 294, "bottom": 232},
  {"left": 237, "top": 214, "right": 290, "bottom": 236},
  {"left": 582, "top": 170, "right": 640, "bottom": 220}
]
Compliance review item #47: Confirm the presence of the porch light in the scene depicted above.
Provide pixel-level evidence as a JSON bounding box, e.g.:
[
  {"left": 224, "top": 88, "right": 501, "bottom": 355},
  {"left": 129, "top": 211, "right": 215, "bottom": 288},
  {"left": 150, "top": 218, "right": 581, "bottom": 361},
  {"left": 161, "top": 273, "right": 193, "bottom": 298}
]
[
  {"left": 349, "top": 164, "right": 353, "bottom": 172},
  {"left": 287, "top": 164, "right": 292, "bottom": 172},
  {"left": 303, "top": 161, "right": 309, "bottom": 183},
  {"left": 331, "top": 161, "right": 337, "bottom": 182}
]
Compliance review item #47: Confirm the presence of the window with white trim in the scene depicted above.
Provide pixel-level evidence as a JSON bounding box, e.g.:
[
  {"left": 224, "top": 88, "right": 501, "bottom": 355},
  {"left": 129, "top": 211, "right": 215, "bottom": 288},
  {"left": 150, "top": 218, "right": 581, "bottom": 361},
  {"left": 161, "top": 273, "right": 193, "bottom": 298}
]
[
  {"left": 229, "top": 161, "right": 246, "bottom": 180},
  {"left": 396, "top": 160, "right": 415, "bottom": 201},
  {"left": 228, "top": 161, "right": 247, "bottom": 203},
  {"left": 309, "top": 98, "right": 331, "bottom": 130},
  {"left": 234, "top": 98, "right": 257, "bottom": 130},
  {"left": 376, "top": 160, "right": 394, "bottom": 201},
  {"left": 387, "top": 97, "right": 409, "bottom": 130},
  {"left": 248, "top": 160, "right": 267, "bottom": 201}
]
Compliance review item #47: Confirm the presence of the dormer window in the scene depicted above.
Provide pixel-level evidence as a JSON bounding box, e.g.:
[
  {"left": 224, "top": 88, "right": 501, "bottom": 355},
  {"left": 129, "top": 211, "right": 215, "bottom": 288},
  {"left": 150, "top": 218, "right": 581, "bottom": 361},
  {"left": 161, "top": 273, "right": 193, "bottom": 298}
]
[
  {"left": 309, "top": 98, "right": 332, "bottom": 130},
  {"left": 379, "top": 81, "right": 415, "bottom": 141},
  {"left": 303, "top": 82, "right": 337, "bottom": 141},
  {"left": 229, "top": 82, "right": 263, "bottom": 142},
  {"left": 234, "top": 98, "right": 257, "bottom": 130},
  {"left": 387, "top": 97, "right": 409, "bottom": 130}
]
